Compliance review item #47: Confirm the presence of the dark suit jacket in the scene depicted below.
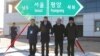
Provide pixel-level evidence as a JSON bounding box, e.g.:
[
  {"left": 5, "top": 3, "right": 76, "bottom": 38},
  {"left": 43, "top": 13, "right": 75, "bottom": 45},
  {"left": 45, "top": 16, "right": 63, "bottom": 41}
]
[
  {"left": 27, "top": 25, "right": 39, "bottom": 44},
  {"left": 65, "top": 23, "right": 78, "bottom": 40},
  {"left": 10, "top": 26, "right": 17, "bottom": 38},
  {"left": 52, "top": 24, "right": 65, "bottom": 41},
  {"left": 40, "top": 21, "right": 52, "bottom": 43}
]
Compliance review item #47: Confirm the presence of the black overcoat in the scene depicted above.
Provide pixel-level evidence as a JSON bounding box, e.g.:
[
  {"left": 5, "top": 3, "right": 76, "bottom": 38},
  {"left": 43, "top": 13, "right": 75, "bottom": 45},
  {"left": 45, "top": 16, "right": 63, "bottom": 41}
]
[
  {"left": 40, "top": 21, "right": 52, "bottom": 43},
  {"left": 27, "top": 25, "right": 39, "bottom": 44}
]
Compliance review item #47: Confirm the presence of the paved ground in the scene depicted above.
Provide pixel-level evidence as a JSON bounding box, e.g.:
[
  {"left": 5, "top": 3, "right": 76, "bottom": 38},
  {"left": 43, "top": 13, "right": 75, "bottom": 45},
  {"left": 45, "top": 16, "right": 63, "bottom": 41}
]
[{"left": 0, "top": 36, "right": 100, "bottom": 56}]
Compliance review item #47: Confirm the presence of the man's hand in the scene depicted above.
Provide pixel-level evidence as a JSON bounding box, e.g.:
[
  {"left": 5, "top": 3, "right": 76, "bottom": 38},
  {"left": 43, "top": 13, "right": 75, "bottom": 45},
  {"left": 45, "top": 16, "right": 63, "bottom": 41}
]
[
  {"left": 50, "top": 34, "right": 54, "bottom": 37},
  {"left": 76, "top": 38, "right": 78, "bottom": 40},
  {"left": 64, "top": 37, "right": 67, "bottom": 40}
]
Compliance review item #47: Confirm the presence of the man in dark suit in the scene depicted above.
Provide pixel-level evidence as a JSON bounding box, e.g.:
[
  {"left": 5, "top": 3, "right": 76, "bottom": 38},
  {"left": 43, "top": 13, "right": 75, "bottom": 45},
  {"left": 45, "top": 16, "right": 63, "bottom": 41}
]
[
  {"left": 27, "top": 19, "right": 39, "bottom": 56},
  {"left": 10, "top": 22, "right": 17, "bottom": 48},
  {"left": 65, "top": 17, "right": 78, "bottom": 56},
  {"left": 52, "top": 18, "right": 65, "bottom": 56},
  {"left": 40, "top": 16, "right": 52, "bottom": 56}
]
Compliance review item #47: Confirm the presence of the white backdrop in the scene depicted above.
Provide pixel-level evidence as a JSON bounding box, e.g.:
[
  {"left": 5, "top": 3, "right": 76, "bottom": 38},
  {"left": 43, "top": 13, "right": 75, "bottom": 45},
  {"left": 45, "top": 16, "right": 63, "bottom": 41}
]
[{"left": 0, "top": 0, "right": 4, "bottom": 28}]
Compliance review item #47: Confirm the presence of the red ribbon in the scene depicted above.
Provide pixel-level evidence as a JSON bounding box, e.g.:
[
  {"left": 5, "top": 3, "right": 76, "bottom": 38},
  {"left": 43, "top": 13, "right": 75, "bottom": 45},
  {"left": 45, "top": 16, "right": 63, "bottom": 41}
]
[
  {"left": 75, "top": 40, "right": 85, "bottom": 54},
  {"left": 5, "top": 23, "right": 29, "bottom": 52}
]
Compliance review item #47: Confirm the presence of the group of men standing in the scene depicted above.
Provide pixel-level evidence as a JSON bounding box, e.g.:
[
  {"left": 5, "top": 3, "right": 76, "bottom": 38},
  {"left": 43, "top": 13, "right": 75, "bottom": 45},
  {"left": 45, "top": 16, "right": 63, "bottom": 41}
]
[{"left": 10, "top": 16, "right": 78, "bottom": 56}]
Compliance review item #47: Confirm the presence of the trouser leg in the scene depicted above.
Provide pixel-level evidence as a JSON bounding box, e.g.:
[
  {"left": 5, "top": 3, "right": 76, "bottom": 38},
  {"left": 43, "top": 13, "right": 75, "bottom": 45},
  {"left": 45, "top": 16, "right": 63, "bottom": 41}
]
[
  {"left": 67, "top": 40, "right": 71, "bottom": 56},
  {"left": 29, "top": 43, "right": 33, "bottom": 55},
  {"left": 33, "top": 43, "right": 36, "bottom": 56},
  {"left": 55, "top": 41, "right": 58, "bottom": 56},
  {"left": 59, "top": 41, "right": 63, "bottom": 56},
  {"left": 46, "top": 42, "right": 49, "bottom": 56},
  {"left": 11, "top": 37, "right": 15, "bottom": 47},
  {"left": 71, "top": 39, "right": 75, "bottom": 56},
  {"left": 41, "top": 42, "right": 45, "bottom": 56}
]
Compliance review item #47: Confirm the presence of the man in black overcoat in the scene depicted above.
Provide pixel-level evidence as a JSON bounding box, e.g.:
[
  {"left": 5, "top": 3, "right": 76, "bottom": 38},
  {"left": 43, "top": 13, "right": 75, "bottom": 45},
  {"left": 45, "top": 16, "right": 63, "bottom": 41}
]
[
  {"left": 65, "top": 17, "right": 78, "bottom": 56},
  {"left": 52, "top": 18, "right": 65, "bottom": 56},
  {"left": 40, "top": 16, "right": 52, "bottom": 56},
  {"left": 27, "top": 19, "right": 39, "bottom": 56},
  {"left": 10, "top": 22, "right": 17, "bottom": 47}
]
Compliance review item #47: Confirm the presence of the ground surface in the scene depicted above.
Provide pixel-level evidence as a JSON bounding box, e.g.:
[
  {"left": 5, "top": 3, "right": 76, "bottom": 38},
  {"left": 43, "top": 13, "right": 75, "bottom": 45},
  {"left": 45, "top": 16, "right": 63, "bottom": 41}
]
[{"left": 0, "top": 36, "right": 100, "bottom": 56}]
